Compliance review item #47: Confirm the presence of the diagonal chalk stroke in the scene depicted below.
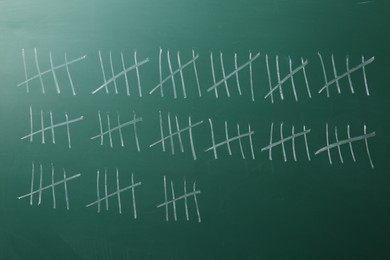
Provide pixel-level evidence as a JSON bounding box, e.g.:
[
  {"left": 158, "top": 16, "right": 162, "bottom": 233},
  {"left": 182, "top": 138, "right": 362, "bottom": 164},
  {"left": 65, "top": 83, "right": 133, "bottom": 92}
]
[
  {"left": 92, "top": 53, "right": 150, "bottom": 95},
  {"left": 18, "top": 50, "right": 86, "bottom": 89},
  {"left": 315, "top": 124, "right": 375, "bottom": 168},
  {"left": 205, "top": 122, "right": 255, "bottom": 159},
  {"left": 331, "top": 55, "right": 341, "bottom": 94},
  {"left": 207, "top": 52, "right": 260, "bottom": 93},
  {"left": 264, "top": 59, "right": 309, "bottom": 99},
  {"left": 318, "top": 56, "right": 375, "bottom": 95},
  {"left": 18, "top": 173, "right": 81, "bottom": 200},
  {"left": 149, "top": 52, "right": 200, "bottom": 95},
  {"left": 261, "top": 127, "right": 311, "bottom": 151}
]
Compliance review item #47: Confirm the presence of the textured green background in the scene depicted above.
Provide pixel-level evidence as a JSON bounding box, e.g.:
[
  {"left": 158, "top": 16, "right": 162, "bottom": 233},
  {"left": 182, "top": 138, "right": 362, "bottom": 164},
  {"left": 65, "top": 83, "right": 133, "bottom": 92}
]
[{"left": 0, "top": 0, "right": 389, "bottom": 259}]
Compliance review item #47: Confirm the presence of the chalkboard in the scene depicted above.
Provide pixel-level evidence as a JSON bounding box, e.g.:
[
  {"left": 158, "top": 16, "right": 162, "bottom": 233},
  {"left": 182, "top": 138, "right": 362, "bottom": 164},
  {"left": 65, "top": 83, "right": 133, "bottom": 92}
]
[{"left": 1, "top": 0, "right": 390, "bottom": 259}]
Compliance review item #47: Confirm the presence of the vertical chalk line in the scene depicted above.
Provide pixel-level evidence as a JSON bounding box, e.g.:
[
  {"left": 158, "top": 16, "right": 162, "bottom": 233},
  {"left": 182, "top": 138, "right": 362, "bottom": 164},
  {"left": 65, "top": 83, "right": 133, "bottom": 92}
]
[
  {"left": 301, "top": 57, "right": 311, "bottom": 98},
  {"left": 133, "top": 111, "right": 141, "bottom": 152},
  {"left": 96, "top": 170, "right": 101, "bottom": 213},
  {"left": 34, "top": 48, "right": 45, "bottom": 94},
  {"left": 104, "top": 168, "right": 109, "bottom": 210},
  {"left": 159, "top": 48, "right": 164, "bottom": 97},
  {"left": 175, "top": 116, "right": 184, "bottom": 153},
  {"left": 219, "top": 52, "right": 231, "bottom": 97},
  {"left": 208, "top": 119, "right": 218, "bottom": 159},
  {"left": 268, "top": 123, "right": 274, "bottom": 160},
  {"left": 121, "top": 52, "right": 130, "bottom": 96},
  {"left": 362, "top": 56, "right": 370, "bottom": 96},
  {"left": 335, "top": 126, "right": 344, "bottom": 163},
  {"left": 303, "top": 125, "right": 311, "bottom": 161},
  {"left": 159, "top": 111, "right": 166, "bottom": 152},
  {"left": 40, "top": 110, "right": 45, "bottom": 144},
  {"left": 109, "top": 51, "right": 118, "bottom": 94},
  {"left": 292, "top": 126, "right": 297, "bottom": 161},
  {"left": 347, "top": 124, "right": 356, "bottom": 162},
  {"left": 63, "top": 169, "right": 70, "bottom": 210},
  {"left": 98, "top": 50, "right": 109, "bottom": 94},
  {"left": 117, "top": 113, "right": 124, "bottom": 147},
  {"left": 237, "top": 124, "right": 245, "bottom": 159},
  {"left": 167, "top": 51, "right": 177, "bottom": 99},
  {"left": 22, "top": 49, "right": 29, "bottom": 93},
  {"left": 168, "top": 112, "right": 175, "bottom": 155},
  {"left": 326, "top": 123, "right": 333, "bottom": 164},
  {"left": 116, "top": 168, "right": 122, "bottom": 214},
  {"left": 177, "top": 51, "right": 187, "bottom": 98},
  {"left": 188, "top": 116, "right": 198, "bottom": 160},
  {"left": 49, "top": 52, "right": 60, "bottom": 94},
  {"left": 50, "top": 111, "right": 55, "bottom": 144},
  {"left": 192, "top": 50, "right": 202, "bottom": 97},
  {"left": 276, "top": 56, "right": 284, "bottom": 100},
  {"left": 184, "top": 179, "right": 189, "bottom": 221},
  {"left": 164, "top": 176, "right": 168, "bottom": 221},
  {"left": 248, "top": 124, "right": 255, "bottom": 160},
  {"left": 249, "top": 52, "right": 254, "bottom": 102},
  {"left": 134, "top": 51, "right": 143, "bottom": 97},
  {"left": 29, "top": 161, "right": 35, "bottom": 205},
  {"left": 38, "top": 163, "right": 43, "bottom": 205},
  {"left": 225, "top": 121, "right": 232, "bottom": 155},
  {"left": 64, "top": 53, "right": 76, "bottom": 96},
  {"left": 318, "top": 52, "right": 330, "bottom": 98},
  {"left": 280, "top": 123, "right": 287, "bottom": 161},
  {"left": 29, "top": 106, "right": 33, "bottom": 142},
  {"left": 171, "top": 181, "right": 177, "bottom": 221},
  {"left": 234, "top": 53, "right": 242, "bottom": 95},
  {"left": 266, "top": 54, "right": 274, "bottom": 103},
  {"left": 210, "top": 52, "right": 218, "bottom": 98},
  {"left": 289, "top": 57, "right": 298, "bottom": 101},
  {"left": 193, "top": 182, "right": 201, "bottom": 223},
  {"left": 65, "top": 113, "right": 72, "bottom": 148},
  {"left": 51, "top": 164, "right": 56, "bottom": 209},
  {"left": 331, "top": 55, "right": 341, "bottom": 94},
  {"left": 364, "top": 124, "right": 374, "bottom": 168},
  {"left": 106, "top": 113, "right": 113, "bottom": 148},
  {"left": 98, "top": 111, "right": 104, "bottom": 145},
  {"left": 131, "top": 173, "right": 137, "bottom": 219},
  {"left": 346, "top": 56, "right": 355, "bottom": 94}
]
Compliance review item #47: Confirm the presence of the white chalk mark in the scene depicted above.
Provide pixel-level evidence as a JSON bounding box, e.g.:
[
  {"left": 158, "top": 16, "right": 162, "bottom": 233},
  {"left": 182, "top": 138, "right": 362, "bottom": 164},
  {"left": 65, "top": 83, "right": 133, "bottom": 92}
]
[
  {"left": 249, "top": 52, "right": 254, "bottom": 102},
  {"left": 50, "top": 111, "right": 55, "bottom": 144},
  {"left": 193, "top": 182, "right": 201, "bottom": 223},
  {"left": 98, "top": 50, "right": 109, "bottom": 94},
  {"left": 40, "top": 110, "right": 45, "bottom": 144},
  {"left": 134, "top": 51, "right": 143, "bottom": 97},
  {"left": 159, "top": 111, "right": 166, "bottom": 152},
  {"left": 116, "top": 168, "right": 122, "bottom": 214},
  {"left": 192, "top": 50, "right": 201, "bottom": 97},
  {"left": 49, "top": 52, "right": 60, "bottom": 94},
  {"left": 65, "top": 113, "right": 72, "bottom": 148},
  {"left": 133, "top": 111, "right": 141, "bottom": 152},
  {"left": 303, "top": 125, "right": 311, "bottom": 161},
  {"left": 131, "top": 173, "right": 137, "bottom": 219},
  {"left": 276, "top": 56, "right": 284, "bottom": 100},
  {"left": 177, "top": 52, "right": 187, "bottom": 98},
  {"left": 347, "top": 124, "right": 356, "bottom": 162},
  {"left": 268, "top": 123, "right": 274, "bottom": 160},
  {"left": 29, "top": 106, "right": 33, "bottom": 142},
  {"left": 167, "top": 51, "right": 177, "bottom": 99},
  {"left": 109, "top": 51, "right": 118, "bottom": 94},
  {"left": 64, "top": 53, "right": 76, "bottom": 96},
  {"left": 261, "top": 126, "right": 311, "bottom": 153},
  {"left": 22, "top": 49, "right": 29, "bottom": 93},
  {"left": 171, "top": 181, "right": 177, "bottom": 221},
  {"left": 120, "top": 52, "right": 130, "bottom": 96},
  {"left": 264, "top": 59, "right": 308, "bottom": 99},
  {"left": 150, "top": 52, "right": 200, "bottom": 96},
  {"left": 234, "top": 53, "right": 242, "bottom": 95},
  {"left": 51, "top": 164, "right": 56, "bottom": 209},
  {"left": 315, "top": 127, "right": 375, "bottom": 155},
  {"left": 18, "top": 173, "right": 81, "bottom": 200},
  {"left": 98, "top": 111, "right": 103, "bottom": 145},
  {"left": 96, "top": 170, "right": 101, "bottom": 213},
  {"left": 219, "top": 52, "right": 231, "bottom": 97},
  {"left": 237, "top": 124, "right": 245, "bottom": 159},
  {"left": 335, "top": 127, "right": 344, "bottom": 163},
  {"left": 175, "top": 116, "right": 184, "bottom": 153},
  {"left": 92, "top": 54, "right": 149, "bottom": 95},
  {"left": 159, "top": 48, "right": 164, "bottom": 97},
  {"left": 104, "top": 169, "right": 109, "bottom": 210},
  {"left": 318, "top": 52, "right": 330, "bottom": 98},
  {"left": 280, "top": 123, "right": 287, "bottom": 162},
  {"left": 38, "top": 163, "right": 43, "bottom": 205},
  {"left": 318, "top": 56, "right": 375, "bottom": 94},
  {"left": 163, "top": 176, "right": 168, "bottom": 221},
  {"left": 207, "top": 52, "right": 260, "bottom": 93},
  {"left": 331, "top": 55, "right": 341, "bottom": 94},
  {"left": 29, "top": 162, "right": 35, "bottom": 205},
  {"left": 210, "top": 52, "right": 218, "bottom": 98},
  {"left": 117, "top": 113, "right": 124, "bottom": 147},
  {"left": 266, "top": 55, "right": 274, "bottom": 103},
  {"left": 325, "top": 123, "right": 332, "bottom": 164},
  {"left": 289, "top": 57, "right": 298, "bottom": 101},
  {"left": 346, "top": 56, "right": 355, "bottom": 94},
  {"left": 364, "top": 124, "right": 374, "bottom": 168},
  {"left": 34, "top": 48, "right": 45, "bottom": 94},
  {"left": 292, "top": 126, "right": 297, "bottom": 162},
  {"left": 248, "top": 124, "right": 255, "bottom": 160},
  {"left": 183, "top": 179, "right": 189, "bottom": 220},
  {"left": 362, "top": 56, "right": 370, "bottom": 96},
  {"left": 167, "top": 113, "right": 175, "bottom": 155},
  {"left": 225, "top": 121, "right": 232, "bottom": 156},
  {"left": 357, "top": 1, "right": 374, "bottom": 5},
  {"left": 17, "top": 53, "right": 86, "bottom": 89},
  {"left": 63, "top": 169, "right": 70, "bottom": 210},
  {"left": 157, "top": 186, "right": 202, "bottom": 209},
  {"left": 188, "top": 117, "right": 198, "bottom": 160},
  {"left": 301, "top": 57, "right": 311, "bottom": 98},
  {"left": 208, "top": 119, "right": 218, "bottom": 159}
]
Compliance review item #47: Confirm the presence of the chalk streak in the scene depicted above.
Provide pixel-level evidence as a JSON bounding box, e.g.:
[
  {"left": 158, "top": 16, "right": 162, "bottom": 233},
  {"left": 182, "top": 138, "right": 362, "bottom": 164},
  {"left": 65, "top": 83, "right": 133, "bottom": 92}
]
[
  {"left": 280, "top": 123, "right": 287, "bottom": 162},
  {"left": 51, "top": 164, "right": 56, "bottom": 209},
  {"left": 225, "top": 121, "right": 232, "bottom": 155},
  {"left": 266, "top": 55, "right": 274, "bottom": 103},
  {"left": 116, "top": 168, "right": 122, "bottom": 214},
  {"left": 219, "top": 52, "right": 231, "bottom": 97},
  {"left": 234, "top": 53, "right": 242, "bottom": 95},
  {"left": 210, "top": 52, "right": 218, "bottom": 98},
  {"left": 171, "top": 181, "right": 177, "bottom": 221},
  {"left": 318, "top": 52, "right": 330, "bottom": 98},
  {"left": 301, "top": 58, "right": 311, "bottom": 98},
  {"left": 49, "top": 52, "right": 60, "bottom": 94},
  {"left": 261, "top": 127, "right": 311, "bottom": 151},
  {"left": 167, "top": 51, "right": 177, "bottom": 99},
  {"left": 175, "top": 116, "right": 184, "bottom": 153},
  {"left": 331, "top": 55, "right": 341, "bottom": 94},
  {"left": 364, "top": 124, "right": 374, "bottom": 168},
  {"left": 29, "top": 162, "right": 35, "bottom": 205},
  {"left": 249, "top": 52, "right": 254, "bottom": 102},
  {"left": 34, "top": 48, "right": 45, "bottom": 94},
  {"left": 109, "top": 51, "right": 118, "bottom": 94},
  {"left": 346, "top": 56, "right": 355, "bottom": 94},
  {"left": 177, "top": 52, "right": 187, "bottom": 98},
  {"left": 335, "top": 126, "right": 344, "bottom": 163},
  {"left": 289, "top": 57, "right": 298, "bottom": 101},
  {"left": 134, "top": 51, "right": 143, "bottom": 97},
  {"left": 64, "top": 53, "right": 76, "bottom": 96},
  {"left": 192, "top": 50, "right": 202, "bottom": 97},
  {"left": 168, "top": 113, "right": 175, "bottom": 155},
  {"left": 22, "top": 49, "right": 29, "bottom": 93},
  {"left": 121, "top": 52, "right": 130, "bottom": 96},
  {"left": 347, "top": 124, "right": 356, "bottom": 162},
  {"left": 133, "top": 111, "right": 141, "bottom": 152},
  {"left": 63, "top": 169, "right": 70, "bottom": 210}
]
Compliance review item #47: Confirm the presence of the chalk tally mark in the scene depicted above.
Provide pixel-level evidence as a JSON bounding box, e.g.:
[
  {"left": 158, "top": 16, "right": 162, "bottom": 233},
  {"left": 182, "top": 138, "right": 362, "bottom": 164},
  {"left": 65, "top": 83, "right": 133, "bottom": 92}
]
[
  {"left": 261, "top": 123, "right": 311, "bottom": 161},
  {"left": 207, "top": 52, "right": 260, "bottom": 101},
  {"left": 315, "top": 124, "right": 375, "bottom": 168},
  {"left": 18, "top": 162, "right": 81, "bottom": 209},
  {"left": 150, "top": 49, "right": 201, "bottom": 98},
  {"left": 92, "top": 50, "right": 150, "bottom": 96},
  {"left": 86, "top": 168, "right": 141, "bottom": 218},
  {"left": 21, "top": 106, "right": 83, "bottom": 148},
  {"left": 317, "top": 53, "right": 375, "bottom": 97},
  {"left": 91, "top": 111, "right": 142, "bottom": 149},
  {"left": 157, "top": 176, "right": 201, "bottom": 222},
  {"left": 264, "top": 55, "right": 311, "bottom": 102},
  {"left": 205, "top": 119, "right": 255, "bottom": 159},
  {"left": 150, "top": 111, "right": 203, "bottom": 160},
  {"left": 18, "top": 48, "right": 86, "bottom": 95}
]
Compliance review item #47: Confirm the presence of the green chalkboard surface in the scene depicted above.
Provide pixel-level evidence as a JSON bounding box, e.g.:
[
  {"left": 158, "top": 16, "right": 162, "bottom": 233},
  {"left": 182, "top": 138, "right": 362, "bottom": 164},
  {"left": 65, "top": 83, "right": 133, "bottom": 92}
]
[{"left": 1, "top": 0, "right": 390, "bottom": 259}]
